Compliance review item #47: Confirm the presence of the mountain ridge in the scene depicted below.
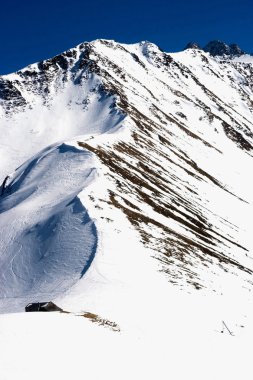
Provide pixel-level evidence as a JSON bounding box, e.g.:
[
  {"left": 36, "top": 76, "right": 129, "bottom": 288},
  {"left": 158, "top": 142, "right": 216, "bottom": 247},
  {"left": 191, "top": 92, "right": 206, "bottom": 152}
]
[
  {"left": 1, "top": 39, "right": 253, "bottom": 313},
  {"left": 185, "top": 39, "right": 250, "bottom": 57}
]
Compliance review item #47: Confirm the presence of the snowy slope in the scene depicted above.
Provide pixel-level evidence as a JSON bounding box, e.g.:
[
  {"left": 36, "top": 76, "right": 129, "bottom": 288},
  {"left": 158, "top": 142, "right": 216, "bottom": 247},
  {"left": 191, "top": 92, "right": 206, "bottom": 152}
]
[
  {"left": 1, "top": 39, "right": 253, "bottom": 315},
  {"left": 1, "top": 293, "right": 253, "bottom": 380},
  {"left": 0, "top": 142, "right": 99, "bottom": 311}
]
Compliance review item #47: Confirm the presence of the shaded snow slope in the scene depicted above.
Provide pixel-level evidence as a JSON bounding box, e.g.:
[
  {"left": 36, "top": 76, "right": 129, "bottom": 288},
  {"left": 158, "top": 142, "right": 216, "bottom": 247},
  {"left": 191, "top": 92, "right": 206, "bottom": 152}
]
[
  {"left": 0, "top": 142, "right": 99, "bottom": 312},
  {"left": 1, "top": 39, "right": 253, "bottom": 314}
]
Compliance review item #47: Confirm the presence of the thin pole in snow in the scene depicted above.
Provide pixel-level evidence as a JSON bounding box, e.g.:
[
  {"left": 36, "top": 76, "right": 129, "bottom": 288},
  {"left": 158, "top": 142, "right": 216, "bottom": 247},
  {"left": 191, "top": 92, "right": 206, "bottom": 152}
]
[{"left": 221, "top": 320, "right": 234, "bottom": 336}]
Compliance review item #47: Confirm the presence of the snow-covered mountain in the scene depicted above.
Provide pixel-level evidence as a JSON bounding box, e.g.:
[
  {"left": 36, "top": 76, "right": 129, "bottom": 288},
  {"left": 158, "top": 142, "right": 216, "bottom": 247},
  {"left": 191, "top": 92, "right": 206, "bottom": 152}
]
[
  {"left": 1, "top": 38, "right": 253, "bottom": 380},
  {"left": 1, "top": 39, "right": 253, "bottom": 316}
]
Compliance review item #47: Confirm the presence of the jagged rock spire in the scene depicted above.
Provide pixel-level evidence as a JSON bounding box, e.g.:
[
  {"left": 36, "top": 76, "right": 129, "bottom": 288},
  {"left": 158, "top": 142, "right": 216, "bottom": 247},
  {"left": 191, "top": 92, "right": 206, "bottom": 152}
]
[
  {"left": 204, "top": 40, "right": 231, "bottom": 56},
  {"left": 204, "top": 40, "right": 245, "bottom": 56},
  {"left": 229, "top": 43, "right": 245, "bottom": 56}
]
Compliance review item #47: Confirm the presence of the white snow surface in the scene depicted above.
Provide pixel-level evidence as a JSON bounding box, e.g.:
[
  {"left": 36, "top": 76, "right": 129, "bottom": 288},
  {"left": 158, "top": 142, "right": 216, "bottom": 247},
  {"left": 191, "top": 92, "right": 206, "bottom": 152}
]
[
  {"left": 1, "top": 39, "right": 253, "bottom": 379},
  {"left": 1, "top": 292, "right": 253, "bottom": 380},
  {"left": 232, "top": 54, "right": 253, "bottom": 63}
]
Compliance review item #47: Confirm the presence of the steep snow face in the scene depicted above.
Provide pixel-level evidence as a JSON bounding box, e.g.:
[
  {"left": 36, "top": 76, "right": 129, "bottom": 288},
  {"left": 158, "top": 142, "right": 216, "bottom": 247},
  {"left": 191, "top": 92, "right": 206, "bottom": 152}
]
[{"left": 1, "top": 39, "right": 253, "bottom": 313}]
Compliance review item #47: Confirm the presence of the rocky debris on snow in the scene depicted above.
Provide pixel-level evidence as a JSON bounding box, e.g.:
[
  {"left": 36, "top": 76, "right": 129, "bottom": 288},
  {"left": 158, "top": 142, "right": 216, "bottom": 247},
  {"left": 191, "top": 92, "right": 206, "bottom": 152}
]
[{"left": 80, "top": 312, "right": 120, "bottom": 332}]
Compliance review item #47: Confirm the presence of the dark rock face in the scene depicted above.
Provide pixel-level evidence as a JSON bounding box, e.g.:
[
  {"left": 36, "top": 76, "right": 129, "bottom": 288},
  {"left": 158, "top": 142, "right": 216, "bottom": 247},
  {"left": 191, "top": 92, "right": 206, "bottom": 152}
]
[
  {"left": 204, "top": 40, "right": 231, "bottom": 56},
  {"left": 184, "top": 42, "right": 202, "bottom": 50},
  {"left": 0, "top": 79, "right": 25, "bottom": 103},
  {"left": 25, "top": 302, "right": 63, "bottom": 312},
  {"left": 184, "top": 40, "right": 246, "bottom": 57},
  {"left": 229, "top": 43, "right": 245, "bottom": 56},
  {"left": 38, "top": 53, "right": 69, "bottom": 71},
  {"left": 0, "top": 79, "right": 27, "bottom": 112},
  {"left": 204, "top": 40, "right": 245, "bottom": 57}
]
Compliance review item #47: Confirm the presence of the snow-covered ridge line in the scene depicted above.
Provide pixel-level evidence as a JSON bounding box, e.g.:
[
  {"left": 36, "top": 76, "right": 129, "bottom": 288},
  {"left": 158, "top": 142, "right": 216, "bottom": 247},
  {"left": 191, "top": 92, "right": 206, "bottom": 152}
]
[{"left": 0, "top": 142, "right": 100, "bottom": 312}]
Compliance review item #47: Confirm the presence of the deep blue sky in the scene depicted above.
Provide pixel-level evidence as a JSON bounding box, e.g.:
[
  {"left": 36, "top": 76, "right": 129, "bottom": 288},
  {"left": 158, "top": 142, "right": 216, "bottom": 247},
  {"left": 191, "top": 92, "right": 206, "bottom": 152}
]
[{"left": 0, "top": 0, "right": 252, "bottom": 74}]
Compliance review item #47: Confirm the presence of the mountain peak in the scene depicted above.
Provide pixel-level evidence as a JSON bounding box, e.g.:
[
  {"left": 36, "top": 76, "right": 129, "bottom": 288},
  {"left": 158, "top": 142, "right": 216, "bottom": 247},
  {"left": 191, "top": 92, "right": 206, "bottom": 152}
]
[
  {"left": 204, "top": 40, "right": 230, "bottom": 56},
  {"left": 203, "top": 40, "right": 245, "bottom": 56},
  {"left": 184, "top": 40, "right": 247, "bottom": 57},
  {"left": 229, "top": 43, "right": 245, "bottom": 56},
  {"left": 184, "top": 42, "right": 202, "bottom": 50}
]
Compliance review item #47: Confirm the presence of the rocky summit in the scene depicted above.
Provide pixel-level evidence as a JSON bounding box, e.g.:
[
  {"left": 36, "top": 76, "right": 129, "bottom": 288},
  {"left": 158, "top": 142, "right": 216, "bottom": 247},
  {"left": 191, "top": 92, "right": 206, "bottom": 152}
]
[{"left": 185, "top": 39, "right": 247, "bottom": 57}]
